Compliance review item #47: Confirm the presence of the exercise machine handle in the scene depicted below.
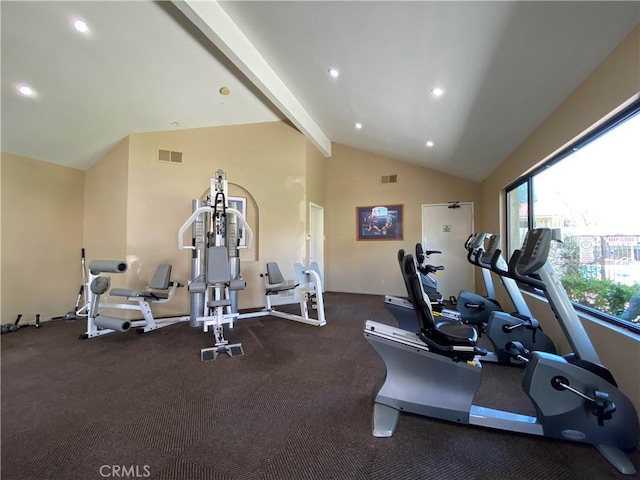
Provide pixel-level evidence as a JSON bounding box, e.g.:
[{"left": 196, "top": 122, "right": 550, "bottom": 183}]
[
  {"left": 507, "top": 249, "right": 546, "bottom": 290},
  {"left": 464, "top": 233, "right": 475, "bottom": 249},
  {"left": 475, "top": 247, "right": 495, "bottom": 269},
  {"left": 178, "top": 206, "right": 254, "bottom": 251},
  {"left": 490, "top": 249, "right": 509, "bottom": 276}
]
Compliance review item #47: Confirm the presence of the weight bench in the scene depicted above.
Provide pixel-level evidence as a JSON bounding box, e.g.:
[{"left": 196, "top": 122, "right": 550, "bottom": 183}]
[
  {"left": 110, "top": 264, "right": 178, "bottom": 302},
  {"left": 264, "top": 262, "right": 299, "bottom": 295},
  {"left": 80, "top": 262, "right": 189, "bottom": 339},
  {"left": 243, "top": 261, "right": 326, "bottom": 326}
]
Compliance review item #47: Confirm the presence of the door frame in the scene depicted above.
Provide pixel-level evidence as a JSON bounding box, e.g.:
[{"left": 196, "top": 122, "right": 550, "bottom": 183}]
[
  {"left": 421, "top": 202, "right": 475, "bottom": 295},
  {"left": 308, "top": 202, "right": 324, "bottom": 277}
]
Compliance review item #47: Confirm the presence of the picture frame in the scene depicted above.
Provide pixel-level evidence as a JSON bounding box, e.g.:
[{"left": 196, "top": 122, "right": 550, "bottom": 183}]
[
  {"left": 356, "top": 204, "right": 403, "bottom": 241},
  {"left": 228, "top": 196, "right": 247, "bottom": 247}
]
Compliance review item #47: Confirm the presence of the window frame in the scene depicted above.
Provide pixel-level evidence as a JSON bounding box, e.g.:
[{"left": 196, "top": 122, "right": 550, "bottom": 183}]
[{"left": 504, "top": 98, "right": 640, "bottom": 335}]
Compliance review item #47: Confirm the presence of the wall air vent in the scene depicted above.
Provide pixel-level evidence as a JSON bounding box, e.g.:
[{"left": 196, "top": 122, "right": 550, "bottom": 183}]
[
  {"left": 381, "top": 174, "right": 397, "bottom": 184},
  {"left": 157, "top": 149, "right": 183, "bottom": 164}
]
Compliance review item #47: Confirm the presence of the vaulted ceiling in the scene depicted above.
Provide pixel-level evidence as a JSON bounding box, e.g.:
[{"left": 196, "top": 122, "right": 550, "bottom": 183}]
[{"left": 2, "top": 1, "right": 638, "bottom": 181}]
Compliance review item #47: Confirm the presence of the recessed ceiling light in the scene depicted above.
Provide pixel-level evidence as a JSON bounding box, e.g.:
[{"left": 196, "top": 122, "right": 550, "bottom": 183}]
[
  {"left": 219, "top": 86, "right": 230, "bottom": 96},
  {"left": 355, "top": 122, "right": 363, "bottom": 130},
  {"left": 425, "top": 141, "right": 434, "bottom": 147},
  {"left": 431, "top": 87, "right": 444, "bottom": 97},
  {"left": 17, "top": 84, "right": 35, "bottom": 97},
  {"left": 73, "top": 19, "right": 89, "bottom": 33},
  {"left": 328, "top": 68, "right": 340, "bottom": 78}
]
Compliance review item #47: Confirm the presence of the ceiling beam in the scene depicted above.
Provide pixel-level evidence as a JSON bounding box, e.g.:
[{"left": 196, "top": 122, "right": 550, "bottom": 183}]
[{"left": 171, "top": 0, "right": 331, "bottom": 157}]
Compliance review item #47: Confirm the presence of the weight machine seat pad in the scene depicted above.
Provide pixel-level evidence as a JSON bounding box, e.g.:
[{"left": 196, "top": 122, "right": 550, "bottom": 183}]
[
  {"left": 89, "top": 260, "right": 127, "bottom": 275},
  {"left": 266, "top": 283, "right": 299, "bottom": 294},
  {"left": 207, "top": 299, "right": 232, "bottom": 308},
  {"left": 229, "top": 279, "right": 246, "bottom": 291},
  {"left": 109, "top": 288, "right": 169, "bottom": 300},
  {"left": 149, "top": 264, "right": 172, "bottom": 290},
  {"left": 207, "top": 246, "right": 232, "bottom": 284},
  {"left": 265, "top": 262, "right": 286, "bottom": 285}
]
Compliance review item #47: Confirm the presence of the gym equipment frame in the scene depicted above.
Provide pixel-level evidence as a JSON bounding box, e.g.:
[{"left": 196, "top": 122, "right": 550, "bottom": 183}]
[
  {"left": 179, "top": 169, "right": 327, "bottom": 360},
  {"left": 79, "top": 261, "right": 189, "bottom": 339},
  {"left": 364, "top": 228, "right": 639, "bottom": 475},
  {"left": 179, "top": 170, "right": 254, "bottom": 360},
  {"left": 241, "top": 261, "right": 326, "bottom": 327}
]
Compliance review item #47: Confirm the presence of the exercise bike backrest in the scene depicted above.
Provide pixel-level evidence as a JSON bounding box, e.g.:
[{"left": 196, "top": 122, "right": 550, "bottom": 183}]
[
  {"left": 401, "top": 253, "right": 436, "bottom": 330},
  {"left": 397, "top": 249, "right": 413, "bottom": 301}
]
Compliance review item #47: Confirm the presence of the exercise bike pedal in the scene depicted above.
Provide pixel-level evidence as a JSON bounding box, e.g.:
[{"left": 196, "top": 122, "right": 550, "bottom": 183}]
[{"left": 504, "top": 341, "right": 529, "bottom": 364}]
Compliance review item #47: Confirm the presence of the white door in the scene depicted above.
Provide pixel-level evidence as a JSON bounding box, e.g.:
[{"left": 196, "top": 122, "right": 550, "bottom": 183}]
[
  {"left": 308, "top": 203, "right": 324, "bottom": 279},
  {"left": 421, "top": 203, "right": 474, "bottom": 300}
]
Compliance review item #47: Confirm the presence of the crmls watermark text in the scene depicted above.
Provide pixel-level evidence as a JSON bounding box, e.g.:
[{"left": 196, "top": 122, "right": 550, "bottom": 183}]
[{"left": 99, "top": 465, "right": 151, "bottom": 478}]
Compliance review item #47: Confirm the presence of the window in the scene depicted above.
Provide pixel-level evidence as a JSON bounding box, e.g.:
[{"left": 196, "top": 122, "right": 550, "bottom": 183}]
[{"left": 506, "top": 99, "right": 640, "bottom": 333}]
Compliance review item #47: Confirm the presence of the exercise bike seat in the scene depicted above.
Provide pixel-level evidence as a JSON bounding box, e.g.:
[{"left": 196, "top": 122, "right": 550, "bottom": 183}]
[
  {"left": 431, "top": 321, "right": 478, "bottom": 345},
  {"left": 403, "top": 253, "right": 485, "bottom": 361}
]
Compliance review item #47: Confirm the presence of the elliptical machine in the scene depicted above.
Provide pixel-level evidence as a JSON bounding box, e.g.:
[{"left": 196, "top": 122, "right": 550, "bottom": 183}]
[{"left": 364, "top": 228, "right": 639, "bottom": 475}]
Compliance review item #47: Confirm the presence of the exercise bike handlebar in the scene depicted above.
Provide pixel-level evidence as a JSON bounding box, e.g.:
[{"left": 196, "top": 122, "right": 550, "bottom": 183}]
[
  {"left": 464, "top": 233, "right": 475, "bottom": 249},
  {"left": 506, "top": 249, "right": 546, "bottom": 290},
  {"left": 419, "top": 264, "right": 445, "bottom": 274},
  {"left": 467, "top": 246, "right": 483, "bottom": 266},
  {"left": 475, "top": 248, "right": 493, "bottom": 269},
  {"left": 490, "top": 249, "right": 509, "bottom": 277}
]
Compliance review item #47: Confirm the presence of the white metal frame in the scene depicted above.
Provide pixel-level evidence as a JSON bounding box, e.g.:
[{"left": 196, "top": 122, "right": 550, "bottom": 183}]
[
  {"left": 241, "top": 264, "right": 326, "bottom": 327},
  {"left": 79, "top": 270, "right": 189, "bottom": 339}
]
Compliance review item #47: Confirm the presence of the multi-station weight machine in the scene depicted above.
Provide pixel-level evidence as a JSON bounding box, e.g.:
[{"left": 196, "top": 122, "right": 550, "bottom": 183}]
[
  {"left": 178, "top": 169, "right": 254, "bottom": 360},
  {"left": 178, "top": 169, "right": 326, "bottom": 361}
]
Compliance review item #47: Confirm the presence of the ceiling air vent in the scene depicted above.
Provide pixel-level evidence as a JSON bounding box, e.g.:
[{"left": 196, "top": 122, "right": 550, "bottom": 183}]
[
  {"left": 157, "top": 149, "right": 183, "bottom": 164},
  {"left": 381, "top": 174, "right": 397, "bottom": 184}
]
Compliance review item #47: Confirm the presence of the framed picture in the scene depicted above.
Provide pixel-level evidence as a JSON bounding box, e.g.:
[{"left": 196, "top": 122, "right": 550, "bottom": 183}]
[
  {"left": 228, "top": 196, "right": 247, "bottom": 247},
  {"left": 357, "top": 204, "right": 403, "bottom": 241}
]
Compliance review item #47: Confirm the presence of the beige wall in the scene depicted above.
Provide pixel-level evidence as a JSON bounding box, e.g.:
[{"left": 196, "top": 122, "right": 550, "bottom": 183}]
[
  {"left": 305, "top": 138, "right": 327, "bottom": 263},
  {"left": 480, "top": 26, "right": 640, "bottom": 410},
  {"left": 325, "top": 143, "right": 482, "bottom": 296},
  {"left": 1, "top": 153, "right": 84, "bottom": 321},
  {"left": 84, "top": 137, "right": 129, "bottom": 289},
  {"left": 123, "top": 121, "right": 308, "bottom": 312}
]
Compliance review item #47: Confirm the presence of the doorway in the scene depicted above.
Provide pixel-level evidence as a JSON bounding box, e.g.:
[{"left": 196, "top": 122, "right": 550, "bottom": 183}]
[
  {"left": 421, "top": 203, "right": 474, "bottom": 299},
  {"left": 308, "top": 203, "right": 324, "bottom": 281}
]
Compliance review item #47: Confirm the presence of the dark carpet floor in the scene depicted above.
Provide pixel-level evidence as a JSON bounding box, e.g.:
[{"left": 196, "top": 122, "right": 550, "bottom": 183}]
[{"left": 1, "top": 292, "right": 638, "bottom": 479}]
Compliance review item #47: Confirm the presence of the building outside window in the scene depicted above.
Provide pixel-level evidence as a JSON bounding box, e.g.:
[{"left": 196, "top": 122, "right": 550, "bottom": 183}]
[{"left": 506, "top": 100, "right": 640, "bottom": 332}]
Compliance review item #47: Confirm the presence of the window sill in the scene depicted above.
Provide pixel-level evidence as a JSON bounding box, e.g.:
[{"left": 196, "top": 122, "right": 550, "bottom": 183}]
[{"left": 521, "top": 289, "right": 640, "bottom": 343}]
